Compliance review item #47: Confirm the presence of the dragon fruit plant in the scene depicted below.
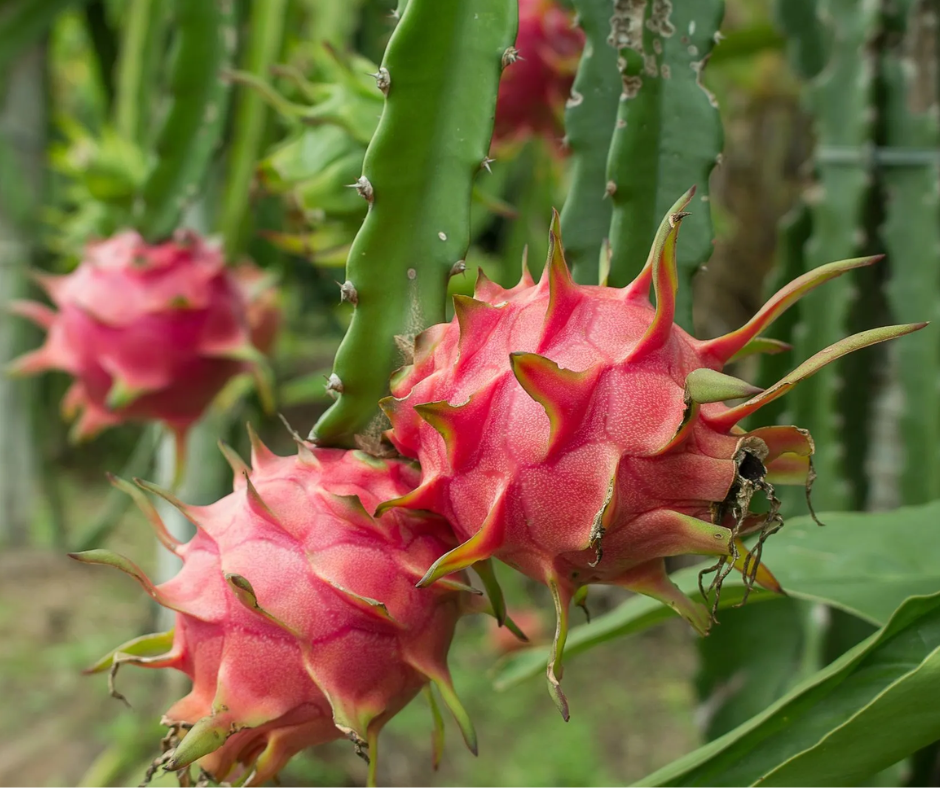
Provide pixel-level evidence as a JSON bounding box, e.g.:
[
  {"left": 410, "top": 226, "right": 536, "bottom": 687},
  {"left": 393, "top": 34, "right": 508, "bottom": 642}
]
[
  {"left": 377, "top": 193, "right": 925, "bottom": 719},
  {"left": 72, "top": 436, "right": 481, "bottom": 785},
  {"left": 8, "top": 231, "right": 273, "bottom": 455}
]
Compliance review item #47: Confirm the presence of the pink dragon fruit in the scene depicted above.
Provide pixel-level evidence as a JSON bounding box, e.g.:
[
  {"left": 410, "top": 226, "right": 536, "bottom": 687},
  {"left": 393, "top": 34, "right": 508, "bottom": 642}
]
[
  {"left": 379, "top": 189, "right": 925, "bottom": 719},
  {"left": 493, "top": 0, "right": 584, "bottom": 147},
  {"left": 8, "top": 230, "right": 272, "bottom": 450},
  {"left": 71, "top": 436, "right": 481, "bottom": 786}
]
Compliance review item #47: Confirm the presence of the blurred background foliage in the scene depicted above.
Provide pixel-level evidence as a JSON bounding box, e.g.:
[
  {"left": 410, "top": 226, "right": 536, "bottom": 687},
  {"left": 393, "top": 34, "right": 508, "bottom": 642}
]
[{"left": 0, "top": 0, "right": 938, "bottom": 785}]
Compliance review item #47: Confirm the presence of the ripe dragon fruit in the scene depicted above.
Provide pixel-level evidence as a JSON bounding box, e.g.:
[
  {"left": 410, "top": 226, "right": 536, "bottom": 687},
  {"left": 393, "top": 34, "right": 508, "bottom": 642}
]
[
  {"left": 8, "top": 230, "right": 272, "bottom": 451},
  {"left": 71, "top": 436, "right": 482, "bottom": 786},
  {"left": 493, "top": 0, "right": 584, "bottom": 147},
  {"left": 379, "top": 189, "right": 925, "bottom": 719}
]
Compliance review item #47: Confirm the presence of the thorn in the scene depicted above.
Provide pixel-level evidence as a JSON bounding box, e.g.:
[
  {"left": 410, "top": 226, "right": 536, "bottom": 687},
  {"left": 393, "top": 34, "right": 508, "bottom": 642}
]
[
  {"left": 325, "top": 373, "right": 343, "bottom": 398},
  {"left": 449, "top": 260, "right": 467, "bottom": 278},
  {"left": 502, "top": 47, "right": 522, "bottom": 68},
  {"left": 481, "top": 156, "right": 495, "bottom": 173},
  {"left": 338, "top": 280, "right": 358, "bottom": 305},
  {"left": 348, "top": 176, "right": 374, "bottom": 202},
  {"left": 369, "top": 66, "right": 390, "bottom": 94}
]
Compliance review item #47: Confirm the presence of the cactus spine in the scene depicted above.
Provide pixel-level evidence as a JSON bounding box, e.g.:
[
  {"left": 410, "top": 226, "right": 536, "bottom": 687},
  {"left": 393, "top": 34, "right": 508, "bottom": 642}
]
[
  {"left": 605, "top": 0, "right": 725, "bottom": 329},
  {"left": 311, "top": 0, "right": 519, "bottom": 448},
  {"left": 559, "top": 0, "right": 621, "bottom": 284}
]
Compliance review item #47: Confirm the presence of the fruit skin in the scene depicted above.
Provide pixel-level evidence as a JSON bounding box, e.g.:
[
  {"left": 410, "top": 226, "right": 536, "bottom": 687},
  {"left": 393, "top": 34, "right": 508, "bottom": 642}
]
[
  {"left": 74, "top": 441, "right": 478, "bottom": 787},
  {"left": 494, "top": 0, "right": 584, "bottom": 147},
  {"left": 8, "top": 230, "right": 272, "bottom": 445},
  {"left": 380, "top": 192, "right": 926, "bottom": 719}
]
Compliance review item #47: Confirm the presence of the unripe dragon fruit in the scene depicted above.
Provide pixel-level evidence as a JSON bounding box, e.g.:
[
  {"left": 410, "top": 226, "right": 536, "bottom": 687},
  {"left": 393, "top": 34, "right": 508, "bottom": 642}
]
[
  {"left": 71, "top": 436, "right": 481, "bottom": 786},
  {"left": 380, "top": 189, "right": 925, "bottom": 719},
  {"left": 493, "top": 0, "right": 584, "bottom": 146},
  {"left": 8, "top": 230, "right": 272, "bottom": 449}
]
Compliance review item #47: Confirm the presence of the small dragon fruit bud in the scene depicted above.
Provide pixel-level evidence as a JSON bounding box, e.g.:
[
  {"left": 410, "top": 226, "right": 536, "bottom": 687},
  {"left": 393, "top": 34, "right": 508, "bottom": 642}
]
[
  {"left": 8, "top": 231, "right": 274, "bottom": 453},
  {"left": 493, "top": 0, "right": 585, "bottom": 148},
  {"left": 380, "top": 189, "right": 927, "bottom": 720},
  {"left": 73, "top": 436, "right": 484, "bottom": 786}
]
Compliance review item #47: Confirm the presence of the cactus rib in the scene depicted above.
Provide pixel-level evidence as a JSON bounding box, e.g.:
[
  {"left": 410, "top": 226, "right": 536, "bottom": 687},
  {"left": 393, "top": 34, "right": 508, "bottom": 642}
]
[
  {"left": 880, "top": 0, "right": 940, "bottom": 504},
  {"left": 604, "top": 0, "right": 725, "bottom": 329},
  {"left": 311, "top": 0, "right": 518, "bottom": 448},
  {"left": 790, "top": 0, "right": 880, "bottom": 512},
  {"left": 559, "top": 0, "right": 621, "bottom": 284}
]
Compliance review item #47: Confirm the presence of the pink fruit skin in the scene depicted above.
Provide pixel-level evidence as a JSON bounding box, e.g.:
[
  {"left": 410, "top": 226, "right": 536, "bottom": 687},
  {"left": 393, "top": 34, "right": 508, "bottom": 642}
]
[
  {"left": 493, "top": 0, "right": 584, "bottom": 146},
  {"left": 386, "top": 247, "right": 737, "bottom": 599},
  {"left": 82, "top": 445, "right": 476, "bottom": 785},
  {"left": 9, "top": 231, "right": 273, "bottom": 442}
]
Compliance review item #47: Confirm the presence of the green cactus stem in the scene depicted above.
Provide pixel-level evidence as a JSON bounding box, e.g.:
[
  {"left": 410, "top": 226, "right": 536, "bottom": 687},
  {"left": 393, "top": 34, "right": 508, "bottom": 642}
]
[
  {"left": 218, "top": 0, "right": 287, "bottom": 258},
  {"left": 559, "top": 0, "right": 621, "bottom": 284},
  {"left": 790, "top": 0, "right": 879, "bottom": 512},
  {"left": 605, "top": 0, "right": 724, "bottom": 330},
  {"left": 113, "top": 0, "right": 166, "bottom": 145},
  {"left": 773, "top": 0, "right": 828, "bottom": 80},
  {"left": 880, "top": 0, "right": 940, "bottom": 504},
  {"left": 136, "top": 0, "right": 236, "bottom": 242},
  {"left": 311, "top": 0, "right": 518, "bottom": 449}
]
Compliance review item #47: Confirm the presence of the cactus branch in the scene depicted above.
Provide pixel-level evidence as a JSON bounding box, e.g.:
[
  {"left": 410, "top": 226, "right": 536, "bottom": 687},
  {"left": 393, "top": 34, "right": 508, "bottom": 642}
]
[
  {"left": 136, "top": 0, "right": 237, "bottom": 242},
  {"left": 605, "top": 0, "right": 725, "bottom": 329},
  {"left": 311, "top": 0, "right": 518, "bottom": 448},
  {"left": 218, "top": 0, "right": 287, "bottom": 257},
  {"left": 880, "top": 0, "right": 940, "bottom": 504},
  {"left": 559, "top": 0, "right": 621, "bottom": 284}
]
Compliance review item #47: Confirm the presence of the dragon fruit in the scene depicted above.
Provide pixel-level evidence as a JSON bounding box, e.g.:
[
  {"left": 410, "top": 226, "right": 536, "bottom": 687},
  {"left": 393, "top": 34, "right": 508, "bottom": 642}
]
[
  {"left": 71, "top": 436, "right": 480, "bottom": 786},
  {"left": 379, "top": 189, "right": 925, "bottom": 719},
  {"left": 7, "top": 230, "right": 272, "bottom": 450},
  {"left": 493, "top": 0, "right": 584, "bottom": 147}
]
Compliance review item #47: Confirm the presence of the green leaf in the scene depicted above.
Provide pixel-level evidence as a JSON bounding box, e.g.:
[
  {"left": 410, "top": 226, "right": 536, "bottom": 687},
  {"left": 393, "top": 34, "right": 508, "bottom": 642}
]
[
  {"left": 639, "top": 592, "right": 940, "bottom": 786},
  {"left": 493, "top": 500, "right": 940, "bottom": 690},
  {"left": 695, "top": 598, "right": 807, "bottom": 740}
]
